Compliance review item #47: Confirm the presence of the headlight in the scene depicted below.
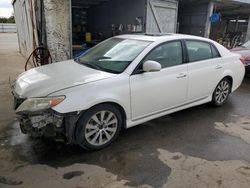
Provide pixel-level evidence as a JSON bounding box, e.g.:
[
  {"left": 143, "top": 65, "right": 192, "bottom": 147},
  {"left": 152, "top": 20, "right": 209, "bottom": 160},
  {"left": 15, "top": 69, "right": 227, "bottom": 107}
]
[{"left": 16, "top": 96, "right": 65, "bottom": 114}]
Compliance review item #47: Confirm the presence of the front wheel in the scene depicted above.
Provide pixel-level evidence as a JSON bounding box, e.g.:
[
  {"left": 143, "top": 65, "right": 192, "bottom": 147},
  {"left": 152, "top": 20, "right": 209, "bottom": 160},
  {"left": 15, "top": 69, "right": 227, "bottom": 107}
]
[
  {"left": 75, "top": 104, "right": 122, "bottom": 150},
  {"left": 211, "top": 78, "right": 231, "bottom": 106}
]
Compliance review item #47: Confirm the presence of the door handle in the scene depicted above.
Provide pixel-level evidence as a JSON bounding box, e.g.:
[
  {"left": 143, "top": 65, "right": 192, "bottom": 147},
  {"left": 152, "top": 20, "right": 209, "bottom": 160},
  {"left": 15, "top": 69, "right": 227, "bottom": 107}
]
[
  {"left": 215, "top": 65, "right": 223, "bottom": 69},
  {"left": 176, "top": 73, "right": 187, "bottom": 79}
]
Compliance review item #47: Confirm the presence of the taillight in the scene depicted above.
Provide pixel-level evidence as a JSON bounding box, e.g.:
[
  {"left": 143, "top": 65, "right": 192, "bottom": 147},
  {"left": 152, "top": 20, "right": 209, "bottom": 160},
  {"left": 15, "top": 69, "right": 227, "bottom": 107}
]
[{"left": 240, "top": 56, "right": 246, "bottom": 65}]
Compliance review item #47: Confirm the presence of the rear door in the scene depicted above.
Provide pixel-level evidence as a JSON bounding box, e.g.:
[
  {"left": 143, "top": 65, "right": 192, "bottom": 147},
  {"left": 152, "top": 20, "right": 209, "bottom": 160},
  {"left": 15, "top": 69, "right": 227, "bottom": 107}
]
[
  {"left": 146, "top": 0, "right": 178, "bottom": 33},
  {"left": 185, "top": 40, "right": 223, "bottom": 102}
]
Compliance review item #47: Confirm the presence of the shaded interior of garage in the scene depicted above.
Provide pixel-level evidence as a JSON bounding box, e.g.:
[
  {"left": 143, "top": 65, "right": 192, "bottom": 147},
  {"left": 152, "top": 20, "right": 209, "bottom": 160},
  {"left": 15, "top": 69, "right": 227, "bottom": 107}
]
[
  {"left": 71, "top": 0, "right": 179, "bottom": 57},
  {"left": 71, "top": 0, "right": 217, "bottom": 57},
  {"left": 178, "top": 0, "right": 211, "bottom": 37},
  {"left": 71, "top": 0, "right": 146, "bottom": 56}
]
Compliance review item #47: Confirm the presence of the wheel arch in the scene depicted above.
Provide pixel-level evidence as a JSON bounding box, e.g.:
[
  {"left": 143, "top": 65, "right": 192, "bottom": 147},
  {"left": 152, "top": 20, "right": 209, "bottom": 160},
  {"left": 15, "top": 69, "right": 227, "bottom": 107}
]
[
  {"left": 223, "top": 75, "right": 233, "bottom": 92},
  {"left": 86, "top": 101, "right": 128, "bottom": 129}
]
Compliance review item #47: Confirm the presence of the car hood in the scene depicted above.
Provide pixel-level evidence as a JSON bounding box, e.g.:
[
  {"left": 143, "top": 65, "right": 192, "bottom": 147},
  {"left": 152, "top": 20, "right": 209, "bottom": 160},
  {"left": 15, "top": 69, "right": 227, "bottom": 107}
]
[{"left": 14, "top": 60, "right": 116, "bottom": 98}]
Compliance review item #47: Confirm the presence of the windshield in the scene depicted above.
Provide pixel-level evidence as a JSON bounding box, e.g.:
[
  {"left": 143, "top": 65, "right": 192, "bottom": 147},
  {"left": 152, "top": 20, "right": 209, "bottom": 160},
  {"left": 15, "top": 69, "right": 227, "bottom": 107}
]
[
  {"left": 242, "top": 40, "right": 250, "bottom": 49},
  {"left": 76, "top": 38, "right": 151, "bottom": 74}
]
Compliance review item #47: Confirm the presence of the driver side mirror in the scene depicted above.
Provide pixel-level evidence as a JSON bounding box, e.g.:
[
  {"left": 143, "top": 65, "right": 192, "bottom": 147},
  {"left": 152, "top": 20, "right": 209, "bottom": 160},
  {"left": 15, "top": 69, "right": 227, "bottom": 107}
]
[{"left": 143, "top": 60, "right": 162, "bottom": 72}]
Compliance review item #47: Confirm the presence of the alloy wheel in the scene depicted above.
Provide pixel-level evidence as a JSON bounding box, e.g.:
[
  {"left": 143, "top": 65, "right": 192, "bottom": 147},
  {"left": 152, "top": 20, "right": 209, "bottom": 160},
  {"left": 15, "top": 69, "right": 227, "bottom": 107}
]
[
  {"left": 215, "top": 80, "right": 230, "bottom": 104},
  {"left": 84, "top": 110, "right": 118, "bottom": 146}
]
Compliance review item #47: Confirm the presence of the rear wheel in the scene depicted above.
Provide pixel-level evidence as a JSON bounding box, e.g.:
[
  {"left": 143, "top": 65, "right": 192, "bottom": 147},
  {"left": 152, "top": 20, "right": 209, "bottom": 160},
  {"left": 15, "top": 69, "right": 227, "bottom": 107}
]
[
  {"left": 211, "top": 78, "right": 231, "bottom": 106},
  {"left": 75, "top": 104, "right": 122, "bottom": 150}
]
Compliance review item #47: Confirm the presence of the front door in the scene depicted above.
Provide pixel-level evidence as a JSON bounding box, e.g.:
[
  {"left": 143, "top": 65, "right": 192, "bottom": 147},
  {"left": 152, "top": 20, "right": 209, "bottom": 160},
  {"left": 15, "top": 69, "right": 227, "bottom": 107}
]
[{"left": 130, "top": 40, "right": 188, "bottom": 120}]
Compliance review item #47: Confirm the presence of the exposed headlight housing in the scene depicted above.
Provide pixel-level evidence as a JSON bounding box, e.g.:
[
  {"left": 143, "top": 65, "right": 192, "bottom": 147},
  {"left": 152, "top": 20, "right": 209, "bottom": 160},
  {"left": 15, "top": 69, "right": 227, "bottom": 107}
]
[{"left": 16, "top": 96, "right": 65, "bottom": 114}]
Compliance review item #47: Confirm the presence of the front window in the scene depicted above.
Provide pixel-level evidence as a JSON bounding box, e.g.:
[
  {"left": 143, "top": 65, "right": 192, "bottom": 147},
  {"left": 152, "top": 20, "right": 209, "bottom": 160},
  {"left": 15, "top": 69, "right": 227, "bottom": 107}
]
[
  {"left": 76, "top": 38, "right": 151, "bottom": 73},
  {"left": 144, "top": 41, "right": 183, "bottom": 68}
]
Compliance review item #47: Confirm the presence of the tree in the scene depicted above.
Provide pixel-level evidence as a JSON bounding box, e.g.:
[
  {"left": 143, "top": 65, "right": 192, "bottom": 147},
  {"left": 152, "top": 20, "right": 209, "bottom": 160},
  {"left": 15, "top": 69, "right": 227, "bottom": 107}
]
[
  {"left": 8, "top": 15, "right": 15, "bottom": 23},
  {"left": 0, "top": 12, "right": 15, "bottom": 23}
]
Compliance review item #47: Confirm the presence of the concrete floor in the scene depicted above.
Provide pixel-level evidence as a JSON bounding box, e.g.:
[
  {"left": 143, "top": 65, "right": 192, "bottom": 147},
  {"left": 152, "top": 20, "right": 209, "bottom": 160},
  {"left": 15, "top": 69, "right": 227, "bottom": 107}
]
[{"left": 1, "top": 33, "right": 250, "bottom": 188}]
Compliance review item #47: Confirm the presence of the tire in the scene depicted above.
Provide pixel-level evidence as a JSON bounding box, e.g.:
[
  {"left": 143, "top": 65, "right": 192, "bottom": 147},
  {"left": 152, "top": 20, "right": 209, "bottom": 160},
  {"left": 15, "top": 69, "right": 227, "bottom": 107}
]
[
  {"left": 211, "top": 78, "right": 231, "bottom": 107},
  {"left": 75, "top": 104, "right": 122, "bottom": 150}
]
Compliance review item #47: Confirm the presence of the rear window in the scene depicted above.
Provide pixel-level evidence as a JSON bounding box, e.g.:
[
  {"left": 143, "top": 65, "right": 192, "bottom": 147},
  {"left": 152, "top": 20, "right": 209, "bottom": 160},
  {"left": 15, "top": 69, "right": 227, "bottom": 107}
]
[{"left": 186, "top": 40, "right": 213, "bottom": 62}]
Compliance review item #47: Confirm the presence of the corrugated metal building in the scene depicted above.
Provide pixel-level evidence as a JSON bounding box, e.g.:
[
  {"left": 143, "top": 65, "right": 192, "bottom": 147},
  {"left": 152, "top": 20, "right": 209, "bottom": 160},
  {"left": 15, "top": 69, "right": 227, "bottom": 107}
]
[{"left": 12, "top": 0, "right": 250, "bottom": 63}]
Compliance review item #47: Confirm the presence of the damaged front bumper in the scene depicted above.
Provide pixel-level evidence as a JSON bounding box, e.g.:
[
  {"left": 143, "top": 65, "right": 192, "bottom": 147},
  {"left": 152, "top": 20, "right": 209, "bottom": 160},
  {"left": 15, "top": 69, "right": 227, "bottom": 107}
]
[
  {"left": 18, "top": 110, "right": 64, "bottom": 138},
  {"left": 17, "top": 109, "right": 81, "bottom": 143},
  {"left": 13, "top": 95, "right": 80, "bottom": 143}
]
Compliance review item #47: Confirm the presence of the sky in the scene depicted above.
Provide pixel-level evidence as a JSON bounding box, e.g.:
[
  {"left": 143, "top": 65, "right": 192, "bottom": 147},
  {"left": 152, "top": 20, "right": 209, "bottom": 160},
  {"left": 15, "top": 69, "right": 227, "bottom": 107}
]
[{"left": 0, "top": 0, "right": 13, "bottom": 18}]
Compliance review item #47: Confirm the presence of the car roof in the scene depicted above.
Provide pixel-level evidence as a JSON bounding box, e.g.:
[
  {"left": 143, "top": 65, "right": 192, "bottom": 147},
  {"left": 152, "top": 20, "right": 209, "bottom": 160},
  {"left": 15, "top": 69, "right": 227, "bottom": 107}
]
[{"left": 115, "top": 33, "right": 214, "bottom": 43}]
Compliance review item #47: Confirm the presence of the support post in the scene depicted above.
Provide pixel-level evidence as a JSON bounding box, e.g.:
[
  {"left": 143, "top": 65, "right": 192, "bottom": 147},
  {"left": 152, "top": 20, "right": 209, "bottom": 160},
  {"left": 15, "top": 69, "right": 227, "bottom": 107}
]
[
  {"left": 204, "top": 2, "right": 214, "bottom": 38},
  {"left": 69, "top": 0, "right": 73, "bottom": 59},
  {"left": 245, "top": 15, "right": 250, "bottom": 42},
  {"left": 43, "top": 0, "right": 71, "bottom": 62},
  {"left": 235, "top": 16, "right": 239, "bottom": 32}
]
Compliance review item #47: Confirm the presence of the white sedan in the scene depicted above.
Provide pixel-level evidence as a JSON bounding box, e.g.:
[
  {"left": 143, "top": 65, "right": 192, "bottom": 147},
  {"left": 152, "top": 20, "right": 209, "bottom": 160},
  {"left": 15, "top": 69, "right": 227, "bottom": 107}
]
[{"left": 12, "top": 34, "right": 245, "bottom": 150}]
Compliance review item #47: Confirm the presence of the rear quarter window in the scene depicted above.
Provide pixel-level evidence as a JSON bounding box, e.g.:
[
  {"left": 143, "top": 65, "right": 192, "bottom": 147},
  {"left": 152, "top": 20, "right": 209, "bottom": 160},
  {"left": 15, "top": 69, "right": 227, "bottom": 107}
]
[{"left": 211, "top": 44, "right": 220, "bottom": 58}]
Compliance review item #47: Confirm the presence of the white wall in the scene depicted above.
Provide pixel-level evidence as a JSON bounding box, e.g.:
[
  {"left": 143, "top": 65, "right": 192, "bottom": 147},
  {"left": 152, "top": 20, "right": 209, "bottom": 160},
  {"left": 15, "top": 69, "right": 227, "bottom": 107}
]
[{"left": 13, "top": 0, "right": 38, "bottom": 58}]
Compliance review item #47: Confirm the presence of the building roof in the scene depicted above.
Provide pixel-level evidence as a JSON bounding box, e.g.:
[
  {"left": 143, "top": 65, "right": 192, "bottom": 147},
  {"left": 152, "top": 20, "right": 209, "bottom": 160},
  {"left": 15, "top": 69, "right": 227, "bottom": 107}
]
[{"left": 216, "top": 0, "right": 250, "bottom": 18}]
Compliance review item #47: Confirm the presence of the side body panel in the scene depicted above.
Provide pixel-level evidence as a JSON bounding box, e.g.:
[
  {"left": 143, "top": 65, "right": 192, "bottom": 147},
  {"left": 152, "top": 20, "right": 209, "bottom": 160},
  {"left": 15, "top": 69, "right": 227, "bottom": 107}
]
[
  {"left": 187, "top": 58, "right": 224, "bottom": 102},
  {"left": 130, "top": 64, "right": 188, "bottom": 120}
]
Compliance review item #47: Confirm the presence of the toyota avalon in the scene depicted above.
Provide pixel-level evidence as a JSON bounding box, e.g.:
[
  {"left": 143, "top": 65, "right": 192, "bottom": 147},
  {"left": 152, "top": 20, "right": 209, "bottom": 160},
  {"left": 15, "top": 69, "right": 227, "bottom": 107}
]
[{"left": 12, "top": 34, "right": 245, "bottom": 150}]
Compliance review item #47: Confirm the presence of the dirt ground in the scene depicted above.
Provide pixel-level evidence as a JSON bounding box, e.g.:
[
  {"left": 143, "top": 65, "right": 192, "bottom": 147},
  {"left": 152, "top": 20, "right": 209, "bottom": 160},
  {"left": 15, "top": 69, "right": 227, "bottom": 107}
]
[{"left": 0, "top": 33, "right": 250, "bottom": 188}]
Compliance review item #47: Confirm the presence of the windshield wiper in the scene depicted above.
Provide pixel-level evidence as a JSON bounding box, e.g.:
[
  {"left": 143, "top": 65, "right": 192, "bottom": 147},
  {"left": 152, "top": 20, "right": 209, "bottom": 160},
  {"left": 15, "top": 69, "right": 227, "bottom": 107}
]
[
  {"left": 74, "top": 58, "right": 80, "bottom": 63},
  {"left": 76, "top": 60, "right": 121, "bottom": 74},
  {"left": 96, "top": 56, "right": 112, "bottom": 61},
  {"left": 83, "top": 62, "right": 102, "bottom": 71},
  {"left": 98, "top": 56, "right": 111, "bottom": 59}
]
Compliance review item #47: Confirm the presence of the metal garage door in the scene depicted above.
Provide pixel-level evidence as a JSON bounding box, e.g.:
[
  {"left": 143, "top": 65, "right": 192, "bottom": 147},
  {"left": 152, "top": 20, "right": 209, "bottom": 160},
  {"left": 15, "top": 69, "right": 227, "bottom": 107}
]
[{"left": 146, "top": 0, "right": 178, "bottom": 33}]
